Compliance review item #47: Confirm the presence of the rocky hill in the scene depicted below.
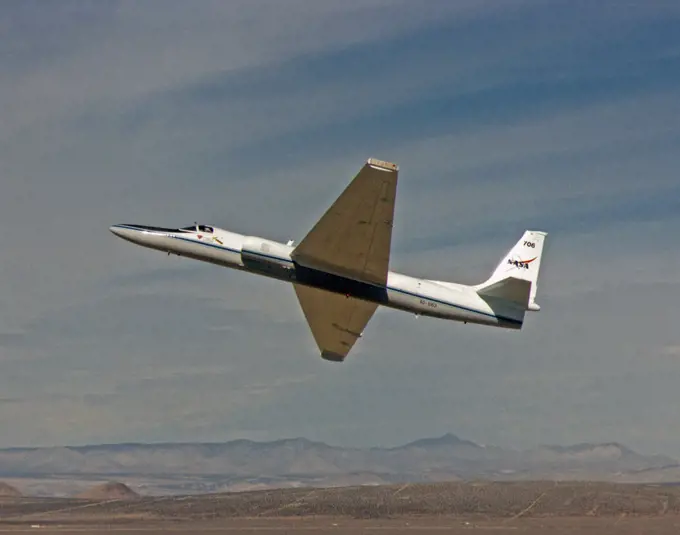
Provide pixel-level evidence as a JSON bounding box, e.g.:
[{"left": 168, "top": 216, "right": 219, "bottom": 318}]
[
  {"left": 75, "top": 481, "right": 139, "bottom": 500},
  {"left": 0, "top": 481, "right": 22, "bottom": 497}
]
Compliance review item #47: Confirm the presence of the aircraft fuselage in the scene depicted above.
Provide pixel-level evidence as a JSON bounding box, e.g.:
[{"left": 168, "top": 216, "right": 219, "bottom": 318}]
[{"left": 110, "top": 224, "right": 525, "bottom": 329}]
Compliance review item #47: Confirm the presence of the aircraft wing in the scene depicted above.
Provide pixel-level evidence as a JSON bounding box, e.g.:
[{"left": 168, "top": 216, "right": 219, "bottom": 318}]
[
  {"left": 291, "top": 158, "right": 398, "bottom": 286},
  {"left": 294, "top": 284, "right": 377, "bottom": 362}
]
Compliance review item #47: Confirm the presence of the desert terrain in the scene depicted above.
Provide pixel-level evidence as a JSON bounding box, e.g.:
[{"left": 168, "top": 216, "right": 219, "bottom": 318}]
[
  {"left": 2, "top": 481, "right": 680, "bottom": 534},
  {"left": 2, "top": 435, "right": 680, "bottom": 532}
]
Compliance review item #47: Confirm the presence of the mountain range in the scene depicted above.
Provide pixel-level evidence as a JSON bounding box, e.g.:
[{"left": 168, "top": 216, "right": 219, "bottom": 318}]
[{"left": 2, "top": 434, "right": 679, "bottom": 496}]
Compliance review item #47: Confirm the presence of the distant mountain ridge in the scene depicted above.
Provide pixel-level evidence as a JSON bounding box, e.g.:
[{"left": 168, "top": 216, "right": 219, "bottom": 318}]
[{"left": 1, "top": 434, "right": 678, "bottom": 496}]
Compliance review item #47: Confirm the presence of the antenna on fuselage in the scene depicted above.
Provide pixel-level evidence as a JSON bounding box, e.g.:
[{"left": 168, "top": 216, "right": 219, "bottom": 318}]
[{"left": 286, "top": 239, "right": 295, "bottom": 246}]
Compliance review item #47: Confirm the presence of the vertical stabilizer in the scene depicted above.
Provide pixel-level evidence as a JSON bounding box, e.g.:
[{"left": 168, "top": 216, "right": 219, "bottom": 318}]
[{"left": 475, "top": 230, "right": 547, "bottom": 310}]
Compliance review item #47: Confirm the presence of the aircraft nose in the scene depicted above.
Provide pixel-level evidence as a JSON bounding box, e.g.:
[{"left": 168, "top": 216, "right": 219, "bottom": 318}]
[
  {"left": 110, "top": 224, "right": 165, "bottom": 251},
  {"left": 109, "top": 224, "right": 140, "bottom": 242}
]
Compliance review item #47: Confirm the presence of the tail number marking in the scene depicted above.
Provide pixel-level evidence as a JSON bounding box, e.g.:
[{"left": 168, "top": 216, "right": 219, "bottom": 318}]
[
  {"left": 419, "top": 299, "right": 438, "bottom": 309},
  {"left": 523, "top": 241, "right": 536, "bottom": 248}
]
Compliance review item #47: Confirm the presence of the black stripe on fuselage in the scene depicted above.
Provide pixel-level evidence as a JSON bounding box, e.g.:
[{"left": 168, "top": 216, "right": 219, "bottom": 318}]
[
  {"left": 122, "top": 224, "right": 194, "bottom": 233},
  {"left": 293, "top": 264, "right": 389, "bottom": 303}
]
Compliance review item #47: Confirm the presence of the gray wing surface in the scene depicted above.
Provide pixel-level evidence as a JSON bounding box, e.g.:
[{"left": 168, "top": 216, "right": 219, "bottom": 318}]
[
  {"left": 291, "top": 158, "right": 398, "bottom": 286},
  {"left": 294, "top": 284, "right": 377, "bottom": 362}
]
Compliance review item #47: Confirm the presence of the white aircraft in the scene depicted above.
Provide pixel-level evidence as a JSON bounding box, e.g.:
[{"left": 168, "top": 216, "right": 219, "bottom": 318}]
[{"left": 110, "top": 158, "right": 547, "bottom": 362}]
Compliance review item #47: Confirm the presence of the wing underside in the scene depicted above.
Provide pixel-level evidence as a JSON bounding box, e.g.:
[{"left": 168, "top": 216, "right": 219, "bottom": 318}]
[
  {"left": 294, "top": 284, "right": 377, "bottom": 362},
  {"left": 291, "top": 158, "right": 398, "bottom": 286}
]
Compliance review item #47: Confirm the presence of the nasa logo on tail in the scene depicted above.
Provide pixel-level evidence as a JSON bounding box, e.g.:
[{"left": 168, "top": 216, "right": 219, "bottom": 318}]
[{"left": 506, "top": 256, "right": 537, "bottom": 271}]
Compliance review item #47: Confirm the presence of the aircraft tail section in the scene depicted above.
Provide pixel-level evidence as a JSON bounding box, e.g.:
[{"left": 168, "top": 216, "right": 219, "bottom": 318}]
[{"left": 475, "top": 230, "right": 547, "bottom": 311}]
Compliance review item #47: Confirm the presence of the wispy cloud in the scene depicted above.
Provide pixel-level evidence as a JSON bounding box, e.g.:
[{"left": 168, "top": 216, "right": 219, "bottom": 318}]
[{"left": 0, "top": 1, "right": 679, "bottom": 455}]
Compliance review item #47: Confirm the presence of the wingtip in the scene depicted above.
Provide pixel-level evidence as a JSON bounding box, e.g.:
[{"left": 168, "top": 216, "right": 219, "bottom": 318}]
[
  {"left": 321, "top": 350, "right": 346, "bottom": 362},
  {"left": 367, "top": 157, "right": 398, "bottom": 172}
]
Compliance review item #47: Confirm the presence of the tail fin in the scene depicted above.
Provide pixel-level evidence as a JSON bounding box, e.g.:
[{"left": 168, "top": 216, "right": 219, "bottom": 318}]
[{"left": 475, "top": 230, "right": 547, "bottom": 311}]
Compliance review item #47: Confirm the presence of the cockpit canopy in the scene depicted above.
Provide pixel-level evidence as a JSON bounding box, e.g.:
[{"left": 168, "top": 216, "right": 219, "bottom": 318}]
[{"left": 180, "top": 224, "right": 214, "bottom": 233}]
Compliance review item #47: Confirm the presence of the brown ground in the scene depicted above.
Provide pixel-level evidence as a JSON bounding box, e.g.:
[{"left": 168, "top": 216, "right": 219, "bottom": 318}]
[
  {"left": 0, "top": 517, "right": 678, "bottom": 534},
  {"left": 2, "top": 481, "right": 680, "bottom": 533}
]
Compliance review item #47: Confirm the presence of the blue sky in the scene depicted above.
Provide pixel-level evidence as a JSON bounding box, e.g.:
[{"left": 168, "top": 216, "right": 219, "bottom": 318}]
[{"left": 1, "top": 0, "right": 680, "bottom": 455}]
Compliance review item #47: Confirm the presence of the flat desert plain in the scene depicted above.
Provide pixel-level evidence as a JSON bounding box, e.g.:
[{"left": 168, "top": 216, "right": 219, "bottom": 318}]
[{"left": 2, "top": 481, "right": 680, "bottom": 533}]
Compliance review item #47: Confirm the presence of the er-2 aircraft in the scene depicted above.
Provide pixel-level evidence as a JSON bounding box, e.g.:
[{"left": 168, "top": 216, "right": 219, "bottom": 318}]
[{"left": 110, "top": 158, "right": 547, "bottom": 362}]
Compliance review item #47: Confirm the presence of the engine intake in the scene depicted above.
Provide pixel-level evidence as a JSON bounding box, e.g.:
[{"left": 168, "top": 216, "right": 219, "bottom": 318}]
[{"left": 240, "top": 236, "right": 294, "bottom": 278}]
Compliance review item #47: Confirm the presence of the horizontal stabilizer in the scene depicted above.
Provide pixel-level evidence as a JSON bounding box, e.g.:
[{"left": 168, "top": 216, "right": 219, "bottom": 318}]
[{"left": 477, "top": 277, "right": 531, "bottom": 307}]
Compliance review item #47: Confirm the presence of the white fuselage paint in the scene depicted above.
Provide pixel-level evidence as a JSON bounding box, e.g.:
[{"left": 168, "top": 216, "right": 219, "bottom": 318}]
[{"left": 109, "top": 224, "right": 525, "bottom": 329}]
